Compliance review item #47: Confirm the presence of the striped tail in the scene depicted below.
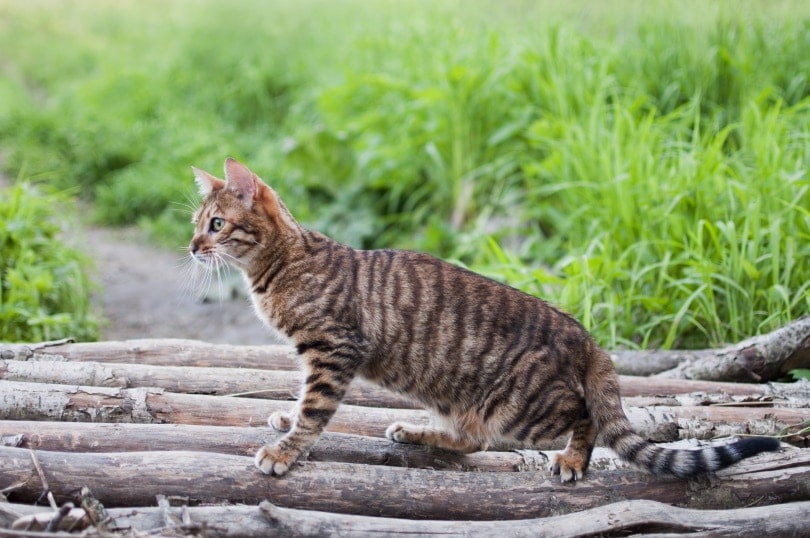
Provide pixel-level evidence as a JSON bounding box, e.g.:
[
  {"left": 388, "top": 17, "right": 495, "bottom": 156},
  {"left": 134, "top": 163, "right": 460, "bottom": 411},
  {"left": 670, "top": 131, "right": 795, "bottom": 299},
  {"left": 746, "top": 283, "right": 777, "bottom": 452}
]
[
  {"left": 587, "top": 349, "right": 780, "bottom": 477},
  {"left": 606, "top": 424, "right": 779, "bottom": 477}
]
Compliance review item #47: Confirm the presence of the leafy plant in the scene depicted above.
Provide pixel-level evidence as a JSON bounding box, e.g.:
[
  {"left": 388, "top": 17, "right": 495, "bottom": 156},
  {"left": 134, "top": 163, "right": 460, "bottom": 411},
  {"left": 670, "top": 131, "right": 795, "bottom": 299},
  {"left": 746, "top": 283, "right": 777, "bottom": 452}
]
[
  {"left": 0, "top": 183, "right": 98, "bottom": 342},
  {"left": 0, "top": 0, "right": 807, "bottom": 349}
]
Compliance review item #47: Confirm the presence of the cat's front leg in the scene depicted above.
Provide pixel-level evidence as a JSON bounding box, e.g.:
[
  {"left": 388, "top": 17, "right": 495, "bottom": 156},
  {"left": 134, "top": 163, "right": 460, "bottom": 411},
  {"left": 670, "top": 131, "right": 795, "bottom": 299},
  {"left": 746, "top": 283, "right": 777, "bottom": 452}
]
[
  {"left": 268, "top": 410, "right": 293, "bottom": 431},
  {"left": 255, "top": 353, "right": 353, "bottom": 476}
]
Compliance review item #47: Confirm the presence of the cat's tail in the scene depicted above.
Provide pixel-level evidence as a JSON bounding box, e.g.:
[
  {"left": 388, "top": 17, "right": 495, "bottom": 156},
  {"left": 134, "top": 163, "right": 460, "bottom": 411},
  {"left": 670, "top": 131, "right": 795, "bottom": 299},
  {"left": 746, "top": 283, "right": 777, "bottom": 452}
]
[{"left": 586, "top": 350, "right": 780, "bottom": 478}]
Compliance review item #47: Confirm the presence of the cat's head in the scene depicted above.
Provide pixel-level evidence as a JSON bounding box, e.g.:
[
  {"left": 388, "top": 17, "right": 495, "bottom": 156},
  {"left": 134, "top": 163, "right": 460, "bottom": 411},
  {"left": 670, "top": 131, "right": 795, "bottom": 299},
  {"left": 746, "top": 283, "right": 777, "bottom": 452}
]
[{"left": 189, "top": 158, "right": 299, "bottom": 270}]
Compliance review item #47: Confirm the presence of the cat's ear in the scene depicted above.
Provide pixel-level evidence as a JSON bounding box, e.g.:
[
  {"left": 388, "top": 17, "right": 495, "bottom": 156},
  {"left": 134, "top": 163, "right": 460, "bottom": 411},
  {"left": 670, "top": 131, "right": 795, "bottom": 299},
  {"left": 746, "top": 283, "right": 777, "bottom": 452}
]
[
  {"left": 224, "top": 157, "right": 260, "bottom": 207},
  {"left": 223, "top": 158, "right": 296, "bottom": 229},
  {"left": 191, "top": 166, "right": 225, "bottom": 197}
]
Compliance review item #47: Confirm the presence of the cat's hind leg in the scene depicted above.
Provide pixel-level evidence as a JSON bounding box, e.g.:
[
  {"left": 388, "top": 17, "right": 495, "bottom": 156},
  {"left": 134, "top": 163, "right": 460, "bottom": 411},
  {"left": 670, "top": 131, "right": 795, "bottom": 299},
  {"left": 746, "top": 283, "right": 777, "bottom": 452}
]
[
  {"left": 386, "top": 422, "right": 483, "bottom": 453},
  {"left": 548, "top": 418, "right": 598, "bottom": 482}
]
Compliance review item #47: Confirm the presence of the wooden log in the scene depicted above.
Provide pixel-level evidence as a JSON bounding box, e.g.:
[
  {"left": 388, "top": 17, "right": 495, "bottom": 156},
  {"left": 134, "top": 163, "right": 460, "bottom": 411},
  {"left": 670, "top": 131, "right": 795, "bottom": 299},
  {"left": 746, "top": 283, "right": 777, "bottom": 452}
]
[
  {"left": 0, "top": 380, "right": 430, "bottom": 437},
  {"left": 5, "top": 420, "right": 794, "bottom": 477},
  {"left": 0, "top": 420, "right": 557, "bottom": 473},
  {"left": 0, "top": 338, "right": 301, "bottom": 371},
  {"left": 1, "top": 380, "right": 806, "bottom": 446},
  {"left": 0, "top": 446, "right": 806, "bottom": 519},
  {"left": 257, "top": 498, "right": 810, "bottom": 537},
  {"left": 612, "top": 315, "right": 810, "bottom": 379},
  {"left": 4, "top": 358, "right": 807, "bottom": 410},
  {"left": 4, "top": 499, "right": 808, "bottom": 537},
  {"left": 3, "top": 314, "right": 807, "bottom": 382},
  {"left": 0, "top": 359, "right": 419, "bottom": 409},
  {"left": 617, "top": 376, "right": 810, "bottom": 402}
]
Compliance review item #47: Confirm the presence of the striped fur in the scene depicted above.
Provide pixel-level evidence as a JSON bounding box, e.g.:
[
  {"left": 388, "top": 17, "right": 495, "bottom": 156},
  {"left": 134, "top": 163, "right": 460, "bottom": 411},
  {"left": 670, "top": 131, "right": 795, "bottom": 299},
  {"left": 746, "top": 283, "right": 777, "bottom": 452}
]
[{"left": 189, "top": 158, "right": 779, "bottom": 480}]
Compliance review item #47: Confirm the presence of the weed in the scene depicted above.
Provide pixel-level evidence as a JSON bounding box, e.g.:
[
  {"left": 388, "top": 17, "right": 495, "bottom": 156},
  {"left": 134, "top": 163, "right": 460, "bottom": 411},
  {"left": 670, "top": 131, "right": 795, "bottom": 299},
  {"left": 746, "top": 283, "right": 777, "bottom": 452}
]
[
  {"left": 0, "top": 0, "right": 807, "bottom": 347},
  {"left": 0, "top": 182, "right": 98, "bottom": 342}
]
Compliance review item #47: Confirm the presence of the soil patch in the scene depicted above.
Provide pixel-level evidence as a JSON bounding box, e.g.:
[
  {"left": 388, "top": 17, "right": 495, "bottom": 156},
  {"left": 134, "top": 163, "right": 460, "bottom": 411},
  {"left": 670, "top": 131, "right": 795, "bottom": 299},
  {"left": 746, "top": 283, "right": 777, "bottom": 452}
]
[{"left": 81, "top": 226, "right": 277, "bottom": 345}]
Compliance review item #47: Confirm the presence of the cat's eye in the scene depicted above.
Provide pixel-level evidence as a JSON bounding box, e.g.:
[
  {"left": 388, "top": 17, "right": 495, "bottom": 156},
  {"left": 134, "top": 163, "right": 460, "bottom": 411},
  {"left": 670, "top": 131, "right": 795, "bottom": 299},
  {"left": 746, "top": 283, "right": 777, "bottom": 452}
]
[{"left": 210, "top": 217, "right": 225, "bottom": 232}]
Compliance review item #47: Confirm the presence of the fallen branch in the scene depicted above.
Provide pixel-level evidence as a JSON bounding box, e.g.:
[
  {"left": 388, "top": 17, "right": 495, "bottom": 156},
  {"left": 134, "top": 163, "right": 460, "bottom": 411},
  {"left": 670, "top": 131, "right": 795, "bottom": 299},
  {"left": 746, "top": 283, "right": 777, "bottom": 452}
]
[
  {"left": 0, "top": 359, "right": 419, "bottom": 409},
  {"left": 0, "top": 380, "right": 429, "bottom": 436},
  {"left": 6, "top": 419, "right": 805, "bottom": 476},
  {"left": 1, "top": 420, "right": 641, "bottom": 473},
  {"left": 1, "top": 380, "right": 806, "bottom": 446},
  {"left": 617, "top": 376, "right": 810, "bottom": 401},
  {"left": 0, "top": 446, "right": 806, "bottom": 519},
  {"left": 257, "top": 498, "right": 810, "bottom": 537},
  {"left": 4, "top": 499, "right": 808, "bottom": 537},
  {"left": 4, "top": 358, "right": 806, "bottom": 409},
  {"left": 612, "top": 315, "right": 810, "bottom": 379},
  {"left": 3, "top": 315, "right": 807, "bottom": 382},
  {"left": 0, "top": 339, "right": 300, "bottom": 370}
]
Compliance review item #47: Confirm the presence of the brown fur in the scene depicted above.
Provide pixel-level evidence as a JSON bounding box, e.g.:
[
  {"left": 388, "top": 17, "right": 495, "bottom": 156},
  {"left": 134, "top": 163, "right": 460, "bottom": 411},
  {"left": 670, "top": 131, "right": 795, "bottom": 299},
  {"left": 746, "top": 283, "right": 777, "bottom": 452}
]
[{"left": 189, "top": 158, "right": 779, "bottom": 480}]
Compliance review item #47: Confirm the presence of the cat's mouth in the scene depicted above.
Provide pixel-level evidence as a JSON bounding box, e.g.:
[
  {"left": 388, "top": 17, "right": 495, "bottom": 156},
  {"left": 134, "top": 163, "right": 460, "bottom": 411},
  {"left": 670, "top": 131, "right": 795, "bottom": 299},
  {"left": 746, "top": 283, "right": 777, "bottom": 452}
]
[
  {"left": 191, "top": 248, "right": 242, "bottom": 271},
  {"left": 190, "top": 252, "right": 210, "bottom": 266}
]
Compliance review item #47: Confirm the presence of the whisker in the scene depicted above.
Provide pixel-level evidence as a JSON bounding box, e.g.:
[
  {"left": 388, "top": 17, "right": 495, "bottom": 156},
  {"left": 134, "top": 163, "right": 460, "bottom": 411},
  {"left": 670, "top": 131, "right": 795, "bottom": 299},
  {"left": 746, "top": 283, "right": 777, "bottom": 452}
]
[
  {"left": 218, "top": 251, "right": 246, "bottom": 267},
  {"left": 174, "top": 252, "right": 195, "bottom": 269},
  {"left": 176, "top": 255, "right": 203, "bottom": 301},
  {"left": 214, "top": 253, "right": 225, "bottom": 304}
]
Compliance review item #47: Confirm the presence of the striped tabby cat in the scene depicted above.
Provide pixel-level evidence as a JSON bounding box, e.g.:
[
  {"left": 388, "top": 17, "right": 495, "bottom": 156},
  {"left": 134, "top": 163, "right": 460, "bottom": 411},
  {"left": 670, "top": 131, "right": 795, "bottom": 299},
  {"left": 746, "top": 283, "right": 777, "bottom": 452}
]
[{"left": 189, "top": 158, "right": 779, "bottom": 481}]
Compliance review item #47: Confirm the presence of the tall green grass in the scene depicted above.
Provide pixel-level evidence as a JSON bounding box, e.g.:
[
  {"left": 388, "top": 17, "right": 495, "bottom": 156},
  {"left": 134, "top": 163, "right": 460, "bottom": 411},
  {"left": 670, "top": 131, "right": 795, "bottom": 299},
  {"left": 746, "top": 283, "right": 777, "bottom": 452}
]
[
  {"left": 0, "top": 183, "right": 98, "bottom": 342},
  {"left": 0, "top": 0, "right": 807, "bottom": 348}
]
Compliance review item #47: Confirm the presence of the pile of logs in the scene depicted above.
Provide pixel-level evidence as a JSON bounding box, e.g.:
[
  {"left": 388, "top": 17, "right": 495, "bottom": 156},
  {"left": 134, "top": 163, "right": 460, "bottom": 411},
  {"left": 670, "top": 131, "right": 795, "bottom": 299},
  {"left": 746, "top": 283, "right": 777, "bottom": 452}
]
[{"left": 0, "top": 316, "right": 808, "bottom": 536}]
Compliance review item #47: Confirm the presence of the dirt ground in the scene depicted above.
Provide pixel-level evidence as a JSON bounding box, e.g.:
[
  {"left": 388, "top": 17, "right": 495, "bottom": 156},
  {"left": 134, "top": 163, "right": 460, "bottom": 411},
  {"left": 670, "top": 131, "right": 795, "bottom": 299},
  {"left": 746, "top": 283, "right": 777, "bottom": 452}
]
[
  {"left": 82, "top": 225, "right": 279, "bottom": 345},
  {"left": 0, "top": 162, "right": 274, "bottom": 345}
]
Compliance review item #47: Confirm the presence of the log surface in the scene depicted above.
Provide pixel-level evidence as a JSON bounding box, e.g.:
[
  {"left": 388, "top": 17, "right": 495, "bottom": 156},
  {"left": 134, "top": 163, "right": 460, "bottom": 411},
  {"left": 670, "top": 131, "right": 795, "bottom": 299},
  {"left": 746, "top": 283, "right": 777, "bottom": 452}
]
[
  {"left": 3, "top": 357, "right": 808, "bottom": 410},
  {"left": 1, "top": 446, "right": 807, "bottom": 520},
  {"left": 0, "top": 420, "right": 557, "bottom": 473},
  {"left": 1, "top": 330, "right": 809, "bottom": 536},
  {"left": 3, "top": 315, "right": 808, "bottom": 382},
  {"left": 2, "top": 380, "right": 806, "bottom": 448},
  {"left": 4, "top": 499, "right": 809, "bottom": 537}
]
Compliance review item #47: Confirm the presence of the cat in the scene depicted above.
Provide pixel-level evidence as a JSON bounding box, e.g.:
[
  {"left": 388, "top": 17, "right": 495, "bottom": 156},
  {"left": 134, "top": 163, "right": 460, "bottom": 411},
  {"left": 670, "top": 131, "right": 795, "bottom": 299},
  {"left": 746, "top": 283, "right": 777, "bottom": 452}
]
[{"left": 189, "top": 158, "right": 779, "bottom": 481}]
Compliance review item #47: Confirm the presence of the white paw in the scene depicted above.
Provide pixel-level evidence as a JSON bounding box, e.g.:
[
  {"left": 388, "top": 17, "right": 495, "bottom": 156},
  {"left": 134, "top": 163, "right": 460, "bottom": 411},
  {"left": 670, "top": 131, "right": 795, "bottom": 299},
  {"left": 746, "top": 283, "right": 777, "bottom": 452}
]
[
  {"left": 255, "top": 444, "right": 295, "bottom": 476},
  {"left": 268, "top": 411, "right": 292, "bottom": 431},
  {"left": 385, "top": 422, "right": 409, "bottom": 443}
]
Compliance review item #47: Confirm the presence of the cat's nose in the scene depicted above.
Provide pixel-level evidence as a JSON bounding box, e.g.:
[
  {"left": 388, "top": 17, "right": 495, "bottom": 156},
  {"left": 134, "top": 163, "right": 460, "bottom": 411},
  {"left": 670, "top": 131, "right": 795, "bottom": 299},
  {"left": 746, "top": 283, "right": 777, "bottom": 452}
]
[{"left": 189, "top": 241, "right": 199, "bottom": 255}]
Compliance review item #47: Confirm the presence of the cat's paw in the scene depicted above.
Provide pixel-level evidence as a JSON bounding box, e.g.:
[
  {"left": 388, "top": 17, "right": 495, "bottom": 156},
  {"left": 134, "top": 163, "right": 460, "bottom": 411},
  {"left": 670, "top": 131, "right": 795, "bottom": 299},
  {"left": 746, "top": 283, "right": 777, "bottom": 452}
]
[
  {"left": 255, "top": 443, "right": 298, "bottom": 476},
  {"left": 548, "top": 453, "right": 585, "bottom": 482},
  {"left": 268, "top": 411, "right": 293, "bottom": 432},
  {"left": 385, "top": 422, "right": 418, "bottom": 444}
]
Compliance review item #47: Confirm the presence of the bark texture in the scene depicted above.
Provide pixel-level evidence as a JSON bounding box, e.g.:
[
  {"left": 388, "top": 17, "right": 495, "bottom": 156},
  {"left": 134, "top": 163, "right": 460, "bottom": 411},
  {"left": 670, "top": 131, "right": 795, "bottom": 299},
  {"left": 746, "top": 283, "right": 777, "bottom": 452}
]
[
  {"left": 1, "top": 327, "right": 808, "bottom": 536},
  {"left": 611, "top": 315, "right": 810, "bottom": 379},
  {"left": 4, "top": 499, "right": 808, "bottom": 537},
  {"left": 2, "top": 380, "right": 806, "bottom": 447},
  {"left": 3, "top": 315, "right": 807, "bottom": 382},
  {"left": 1, "top": 446, "right": 807, "bottom": 520},
  {"left": 3, "top": 357, "right": 808, "bottom": 409}
]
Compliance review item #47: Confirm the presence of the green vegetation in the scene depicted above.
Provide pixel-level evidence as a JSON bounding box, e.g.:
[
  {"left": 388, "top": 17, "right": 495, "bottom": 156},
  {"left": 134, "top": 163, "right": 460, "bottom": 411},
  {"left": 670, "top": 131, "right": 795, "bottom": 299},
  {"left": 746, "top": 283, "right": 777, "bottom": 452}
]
[
  {"left": 0, "top": 183, "right": 98, "bottom": 342},
  {"left": 0, "top": 0, "right": 808, "bottom": 348}
]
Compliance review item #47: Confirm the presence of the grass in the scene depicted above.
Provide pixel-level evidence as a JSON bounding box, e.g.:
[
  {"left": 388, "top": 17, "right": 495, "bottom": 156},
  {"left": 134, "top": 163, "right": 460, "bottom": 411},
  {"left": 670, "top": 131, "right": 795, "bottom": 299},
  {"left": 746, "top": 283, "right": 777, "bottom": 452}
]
[
  {"left": 0, "top": 0, "right": 808, "bottom": 348},
  {"left": 0, "top": 182, "right": 98, "bottom": 342}
]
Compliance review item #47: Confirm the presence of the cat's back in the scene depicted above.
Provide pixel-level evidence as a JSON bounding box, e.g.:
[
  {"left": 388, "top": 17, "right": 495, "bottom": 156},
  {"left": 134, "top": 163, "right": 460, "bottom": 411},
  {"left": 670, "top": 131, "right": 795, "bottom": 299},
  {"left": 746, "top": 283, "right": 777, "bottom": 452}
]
[
  {"left": 350, "top": 245, "right": 595, "bottom": 386},
  {"left": 353, "top": 246, "right": 579, "bottom": 340},
  {"left": 290, "top": 234, "right": 592, "bottom": 359}
]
